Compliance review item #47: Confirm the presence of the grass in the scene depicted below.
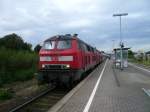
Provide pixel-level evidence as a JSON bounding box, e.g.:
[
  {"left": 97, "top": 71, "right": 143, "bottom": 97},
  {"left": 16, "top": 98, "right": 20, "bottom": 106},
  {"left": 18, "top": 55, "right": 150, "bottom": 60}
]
[{"left": 129, "top": 58, "right": 150, "bottom": 67}]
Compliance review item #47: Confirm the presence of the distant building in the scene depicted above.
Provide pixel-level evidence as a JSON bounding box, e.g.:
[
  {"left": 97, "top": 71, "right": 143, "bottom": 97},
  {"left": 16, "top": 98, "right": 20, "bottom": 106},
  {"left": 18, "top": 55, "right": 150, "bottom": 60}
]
[
  {"left": 134, "top": 51, "right": 144, "bottom": 60},
  {"left": 134, "top": 51, "right": 150, "bottom": 61}
]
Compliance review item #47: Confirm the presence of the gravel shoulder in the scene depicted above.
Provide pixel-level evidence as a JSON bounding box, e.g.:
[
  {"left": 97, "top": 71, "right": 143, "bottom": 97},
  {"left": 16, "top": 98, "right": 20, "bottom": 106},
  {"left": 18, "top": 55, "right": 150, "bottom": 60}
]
[{"left": 0, "top": 78, "right": 48, "bottom": 112}]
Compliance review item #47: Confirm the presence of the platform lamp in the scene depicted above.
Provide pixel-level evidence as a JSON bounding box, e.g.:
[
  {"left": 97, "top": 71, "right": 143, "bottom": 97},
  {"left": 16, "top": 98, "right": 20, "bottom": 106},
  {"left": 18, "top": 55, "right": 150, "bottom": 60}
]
[
  {"left": 113, "top": 13, "right": 128, "bottom": 70},
  {"left": 112, "top": 40, "right": 115, "bottom": 51}
]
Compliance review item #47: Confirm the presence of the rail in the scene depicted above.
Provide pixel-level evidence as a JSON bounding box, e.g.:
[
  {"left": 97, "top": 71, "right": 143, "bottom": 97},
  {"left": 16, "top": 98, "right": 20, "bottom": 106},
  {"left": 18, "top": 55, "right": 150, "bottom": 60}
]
[{"left": 9, "top": 85, "right": 56, "bottom": 112}]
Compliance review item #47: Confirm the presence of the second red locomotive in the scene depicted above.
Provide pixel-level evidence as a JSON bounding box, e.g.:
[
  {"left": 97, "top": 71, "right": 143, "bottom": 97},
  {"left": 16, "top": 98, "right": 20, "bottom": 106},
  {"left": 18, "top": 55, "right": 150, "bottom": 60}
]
[{"left": 38, "top": 34, "right": 103, "bottom": 87}]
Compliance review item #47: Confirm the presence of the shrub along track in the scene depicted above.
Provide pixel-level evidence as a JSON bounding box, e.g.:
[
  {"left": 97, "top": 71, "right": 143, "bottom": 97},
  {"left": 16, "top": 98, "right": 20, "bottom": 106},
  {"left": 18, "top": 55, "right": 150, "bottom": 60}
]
[{"left": 9, "top": 85, "right": 69, "bottom": 112}]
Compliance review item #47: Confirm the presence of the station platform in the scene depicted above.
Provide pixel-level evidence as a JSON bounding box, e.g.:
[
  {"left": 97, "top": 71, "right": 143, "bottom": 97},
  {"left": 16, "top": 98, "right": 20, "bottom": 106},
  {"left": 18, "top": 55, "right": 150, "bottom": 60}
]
[{"left": 48, "top": 59, "right": 150, "bottom": 112}]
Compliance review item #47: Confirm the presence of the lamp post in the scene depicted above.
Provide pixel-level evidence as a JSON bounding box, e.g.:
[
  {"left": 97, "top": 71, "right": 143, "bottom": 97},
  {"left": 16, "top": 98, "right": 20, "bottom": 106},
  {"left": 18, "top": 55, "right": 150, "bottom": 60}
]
[
  {"left": 113, "top": 13, "right": 128, "bottom": 70},
  {"left": 112, "top": 40, "right": 115, "bottom": 50}
]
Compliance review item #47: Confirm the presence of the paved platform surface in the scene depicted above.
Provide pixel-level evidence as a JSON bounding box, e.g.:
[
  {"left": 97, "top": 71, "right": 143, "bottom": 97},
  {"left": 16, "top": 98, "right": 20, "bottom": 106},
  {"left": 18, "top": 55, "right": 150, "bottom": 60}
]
[{"left": 49, "top": 60, "right": 150, "bottom": 112}]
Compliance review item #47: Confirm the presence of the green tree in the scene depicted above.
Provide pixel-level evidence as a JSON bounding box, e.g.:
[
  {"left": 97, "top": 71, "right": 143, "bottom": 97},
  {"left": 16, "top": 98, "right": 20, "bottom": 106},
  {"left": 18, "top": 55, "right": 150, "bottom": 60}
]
[
  {"left": 0, "top": 33, "right": 38, "bottom": 86},
  {"left": 34, "top": 44, "right": 42, "bottom": 53},
  {"left": 0, "top": 33, "right": 32, "bottom": 51},
  {"left": 23, "top": 42, "right": 32, "bottom": 51},
  {"left": 128, "top": 50, "right": 134, "bottom": 58}
]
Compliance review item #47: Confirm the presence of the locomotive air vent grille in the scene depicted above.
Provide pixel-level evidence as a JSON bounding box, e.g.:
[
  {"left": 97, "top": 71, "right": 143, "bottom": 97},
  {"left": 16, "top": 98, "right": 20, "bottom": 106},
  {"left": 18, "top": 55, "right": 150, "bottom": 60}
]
[{"left": 45, "top": 65, "right": 62, "bottom": 69}]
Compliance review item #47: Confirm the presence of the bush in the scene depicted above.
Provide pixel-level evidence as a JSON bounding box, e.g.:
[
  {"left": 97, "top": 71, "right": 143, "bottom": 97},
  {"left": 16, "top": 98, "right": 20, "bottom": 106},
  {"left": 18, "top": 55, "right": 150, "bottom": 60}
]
[
  {"left": 0, "top": 48, "right": 38, "bottom": 86},
  {"left": 0, "top": 89, "right": 13, "bottom": 101},
  {"left": 13, "top": 69, "right": 35, "bottom": 81}
]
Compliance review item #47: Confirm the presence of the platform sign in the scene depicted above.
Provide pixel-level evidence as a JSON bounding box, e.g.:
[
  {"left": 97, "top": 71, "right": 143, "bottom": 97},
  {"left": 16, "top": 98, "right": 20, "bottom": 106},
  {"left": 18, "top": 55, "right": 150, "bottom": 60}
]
[{"left": 114, "top": 48, "right": 130, "bottom": 68}]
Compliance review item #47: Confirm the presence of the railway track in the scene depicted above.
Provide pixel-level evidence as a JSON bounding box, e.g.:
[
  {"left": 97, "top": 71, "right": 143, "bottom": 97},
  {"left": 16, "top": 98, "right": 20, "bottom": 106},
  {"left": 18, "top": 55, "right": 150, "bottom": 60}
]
[
  {"left": 9, "top": 85, "right": 69, "bottom": 112},
  {"left": 8, "top": 65, "right": 97, "bottom": 112}
]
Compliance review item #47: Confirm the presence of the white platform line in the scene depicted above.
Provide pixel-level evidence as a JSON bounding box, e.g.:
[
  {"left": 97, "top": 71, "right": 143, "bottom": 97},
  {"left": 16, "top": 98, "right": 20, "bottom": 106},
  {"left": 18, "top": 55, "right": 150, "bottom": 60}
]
[
  {"left": 47, "top": 61, "right": 103, "bottom": 112},
  {"left": 83, "top": 59, "right": 108, "bottom": 112},
  {"left": 142, "top": 88, "right": 150, "bottom": 97},
  {"left": 129, "top": 63, "right": 150, "bottom": 73}
]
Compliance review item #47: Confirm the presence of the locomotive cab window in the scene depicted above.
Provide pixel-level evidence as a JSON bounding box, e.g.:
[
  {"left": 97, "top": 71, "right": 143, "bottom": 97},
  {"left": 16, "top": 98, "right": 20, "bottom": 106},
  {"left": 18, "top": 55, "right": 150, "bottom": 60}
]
[
  {"left": 42, "top": 41, "right": 56, "bottom": 50},
  {"left": 57, "top": 40, "right": 71, "bottom": 49}
]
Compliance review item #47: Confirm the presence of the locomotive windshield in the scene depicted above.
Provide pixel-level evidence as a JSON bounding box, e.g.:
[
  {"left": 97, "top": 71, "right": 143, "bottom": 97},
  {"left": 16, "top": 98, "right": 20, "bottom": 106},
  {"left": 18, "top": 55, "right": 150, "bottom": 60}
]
[
  {"left": 42, "top": 41, "right": 55, "bottom": 50},
  {"left": 57, "top": 40, "right": 71, "bottom": 49}
]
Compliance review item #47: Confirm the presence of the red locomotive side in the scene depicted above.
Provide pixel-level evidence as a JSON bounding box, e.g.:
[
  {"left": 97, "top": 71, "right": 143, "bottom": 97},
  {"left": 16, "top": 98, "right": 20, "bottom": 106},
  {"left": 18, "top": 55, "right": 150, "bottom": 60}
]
[{"left": 38, "top": 34, "right": 103, "bottom": 87}]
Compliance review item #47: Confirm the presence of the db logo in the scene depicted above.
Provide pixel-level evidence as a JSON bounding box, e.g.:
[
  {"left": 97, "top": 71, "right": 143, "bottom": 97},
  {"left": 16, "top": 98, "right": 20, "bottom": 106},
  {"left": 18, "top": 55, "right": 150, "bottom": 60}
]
[{"left": 52, "top": 56, "right": 57, "bottom": 61}]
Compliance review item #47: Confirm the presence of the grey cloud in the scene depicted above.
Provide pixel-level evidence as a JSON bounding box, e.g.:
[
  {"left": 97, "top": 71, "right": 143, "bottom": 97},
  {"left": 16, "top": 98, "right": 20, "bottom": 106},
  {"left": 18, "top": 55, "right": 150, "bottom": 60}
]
[{"left": 0, "top": 0, "right": 150, "bottom": 52}]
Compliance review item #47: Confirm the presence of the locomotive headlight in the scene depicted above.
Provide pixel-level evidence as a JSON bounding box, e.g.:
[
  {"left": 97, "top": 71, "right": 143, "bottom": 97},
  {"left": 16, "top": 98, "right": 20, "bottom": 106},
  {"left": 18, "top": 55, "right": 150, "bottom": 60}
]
[
  {"left": 40, "top": 56, "right": 51, "bottom": 61},
  {"left": 42, "top": 64, "right": 45, "bottom": 68},
  {"left": 66, "top": 64, "right": 70, "bottom": 68},
  {"left": 58, "top": 56, "right": 73, "bottom": 61}
]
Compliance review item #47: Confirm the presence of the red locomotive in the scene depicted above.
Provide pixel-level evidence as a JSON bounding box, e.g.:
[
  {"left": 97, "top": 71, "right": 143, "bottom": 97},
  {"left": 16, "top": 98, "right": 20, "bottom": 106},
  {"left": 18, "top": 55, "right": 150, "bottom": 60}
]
[{"left": 38, "top": 34, "right": 103, "bottom": 87}]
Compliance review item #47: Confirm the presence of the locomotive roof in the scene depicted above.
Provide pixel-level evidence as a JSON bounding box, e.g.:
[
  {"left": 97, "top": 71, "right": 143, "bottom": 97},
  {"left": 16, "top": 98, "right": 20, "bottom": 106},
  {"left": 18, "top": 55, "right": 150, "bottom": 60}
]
[
  {"left": 44, "top": 34, "right": 76, "bottom": 42},
  {"left": 44, "top": 34, "right": 99, "bottom": 51},
  {"left": 45, "top": 35, "right": 89, "bottom": 46}
]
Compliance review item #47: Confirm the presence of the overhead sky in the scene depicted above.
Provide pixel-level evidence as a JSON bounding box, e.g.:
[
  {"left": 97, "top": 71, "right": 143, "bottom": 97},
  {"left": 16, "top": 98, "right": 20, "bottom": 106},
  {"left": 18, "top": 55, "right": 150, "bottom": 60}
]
[{"left": 0, "top": 0, "right": 150, "bottom": 52}]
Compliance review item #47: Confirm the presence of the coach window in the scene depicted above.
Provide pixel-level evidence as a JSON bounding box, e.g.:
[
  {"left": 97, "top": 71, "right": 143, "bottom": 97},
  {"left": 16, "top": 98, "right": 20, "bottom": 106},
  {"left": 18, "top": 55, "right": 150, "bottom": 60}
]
[
  {"left": 82, "top": 44, "right": 88, "bottom": 52},
  {"left": 89, "top": 47, "right": 92, "bottom": 52},
  {"left": 78, "top": 42, "right": 81, "bottom": 50},
  {"left": 89, "top": 46, "right": 92, "bottom": 52},
  {"left": 87, "top": 46, "right": 89, "bottom": 51},
  {"left": 88, "top": 56, "right": 90, "bottom": 64},
  {"left": 90, "top": 47, "right": 92, "bottom": 52},
  {"left": 92, "top": 56, "right": 95, "bottom": 61},
  {"left": 86, "top": 45, "right": 90, "bottom": 52},
  {"left": 94, "top": 49, "right": 96, "bottom": 53},
  {"left": 91, "top": 48, "right": 94, "bottom": 53},
  {"left": 78, "top": 42, "right": 84, "bottom": 51},
  {"left": 85, "top": 56, "right": 88, "bottom": 65}
]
